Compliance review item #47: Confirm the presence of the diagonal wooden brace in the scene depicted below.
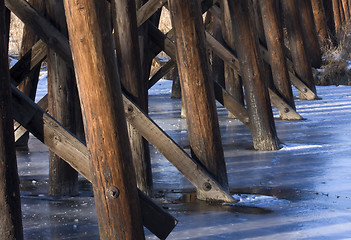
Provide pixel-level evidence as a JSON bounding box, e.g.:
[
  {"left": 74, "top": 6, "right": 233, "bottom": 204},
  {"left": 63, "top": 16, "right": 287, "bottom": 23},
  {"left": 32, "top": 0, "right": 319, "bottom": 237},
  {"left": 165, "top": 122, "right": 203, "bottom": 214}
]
[{"left": 11, "top": 85, "right": 177, "bottom": 239}]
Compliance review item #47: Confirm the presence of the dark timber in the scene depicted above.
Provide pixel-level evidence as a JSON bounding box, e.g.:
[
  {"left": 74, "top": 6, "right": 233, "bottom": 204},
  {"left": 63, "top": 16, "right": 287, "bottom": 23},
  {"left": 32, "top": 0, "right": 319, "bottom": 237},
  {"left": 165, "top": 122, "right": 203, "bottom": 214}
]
[
  {"left": 112, "top": 0, "right": 152, "bottom": 195},
  {"left": 64, "top": 0, "right": 145, "bottom": 238},
  {"left": 299, "top": 0, "right": 322, "bottom": 68},
  {"left": 259, "top": 0, "right": 295, "bottom": 112},
  {"left": 223, "top": 0, "right": 279, "bottom": 150},
  {"left": 46, "top": 0, "right": 78, "bottom": 197},
  {"left": 169, "top": 0, "right": 229, "bottom": 193},
  {"left": 0, "top": 0, "right": 23, "bottom": 237},
  {"left": 282, "top": 0, "right": 317, "bottom": 99}
]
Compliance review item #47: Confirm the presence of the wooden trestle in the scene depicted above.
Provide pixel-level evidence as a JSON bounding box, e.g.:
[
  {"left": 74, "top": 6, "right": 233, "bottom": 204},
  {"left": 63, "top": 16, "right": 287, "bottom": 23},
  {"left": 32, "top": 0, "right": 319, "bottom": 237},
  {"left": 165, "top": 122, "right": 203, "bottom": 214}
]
[{"left": 1, "top": 0, "right": 348, "bottom": 238}]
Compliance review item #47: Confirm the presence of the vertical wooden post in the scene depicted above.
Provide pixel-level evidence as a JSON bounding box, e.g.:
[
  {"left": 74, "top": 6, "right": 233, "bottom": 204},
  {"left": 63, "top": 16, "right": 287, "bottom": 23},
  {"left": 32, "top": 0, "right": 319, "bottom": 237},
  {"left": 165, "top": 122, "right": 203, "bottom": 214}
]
[
  {"left": 311, "top": 0, "right": 330, "bottom": 45},
  {"left": 339, "top": 0, "right": 346, "bottom": 24},
  {"left": 211, "top": 13, "right": 225, "bottom": 88},
  {"left": 63, "top": 0, "right": 145, "bottom": 238},
  {"left": 223, "top": 0, "right": 279, "bottom": 151},
  {"left": 0, "top": 0, "right": 23, "bottom": 237},
  {"left": 259, "top": 0, "right": 296, "bottom": 110},
  {"left": 16, "top": 0, "right": 44, "bottom": 146},
  {"left": 281, "top": 0, "right": 317, "bottom": 99},
  {"left": 221, "top": 0, "right": 245, "bottom": 118},
  {"left": 46, "top": 0, "right": 78, "bottom": 196},
  {"left": 342, "top": 0, "right": 350, "bottom": 21},
  {"left": 333, "top": 0, "right": 343, "bottom": 34},
  {"left": 324, "top": 0, "right": 337, "bottom": 43},
  {"left": 168, "top": 0, "right": 229, "bottom": 193},
  {"left": 299, "top": 0, "right": 322, "bottom": 68},
  {"left": 112, "top": 0, "right": 152, "bottom": 195}
]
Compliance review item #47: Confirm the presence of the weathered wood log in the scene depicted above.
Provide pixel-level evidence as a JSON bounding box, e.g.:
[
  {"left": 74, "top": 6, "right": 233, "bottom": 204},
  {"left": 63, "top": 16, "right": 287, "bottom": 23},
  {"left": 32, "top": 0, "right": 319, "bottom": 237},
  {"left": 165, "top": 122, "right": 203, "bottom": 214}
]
[
  {"left": 45, "top": 0, "right": 78, "bottom": 197},
  {"left": 6, "top": 0, "right": 234, "bottom": 203},
  {"left": 222, "top": 0, "right": 279, "bottom": 150},
  {"left": 0, "top": 1, "right": 23, "bottom": 237},
  {"left": 16, "top": 0, "right": 44, "bottom": 146},
  {"left": 148, "top": 59, "right": 175, "bottom": 89},
  {"left": 137, "top": 0, "right": 167, "bottom": 27},
  {"left": 170, "top": 66, "right": 181, "bottom": 99},
  {"left": 299, "top": 0, "right": 322, "bottom": 68},
  {"left": 112, "top": 0, "right": 152, "bottom": 195},
  {"left": 10, "top": 86, "right": 177, "bottom": 239},
  {"left": 311, "top": 0, "right": 330, "bottom": 45},
  {"left": 342, "top": 0, "right": 350, "bottom": 22},
  {"left": 333, "top": 0, "right": 343, "bottom": 34},
  {"left": 168, "top": 0, "right": 229, "bottom": 192},
  {"left": 10, "top": 40, "right": 47, "bottom": 85},
  {"left": 281, "top": 0, "right": 317, "bottom": 99},
  {"left": 259, "top": 0, "right": 295, "bottom": 111},
  {"left": 221, "top": 0, "right": 244, "bottom": 119},
  {"left": 64, "top": 0, "right": 145, "bottom": 238},
  {"left": 339, "top": 0, "right": 346, "bottom": 24}
]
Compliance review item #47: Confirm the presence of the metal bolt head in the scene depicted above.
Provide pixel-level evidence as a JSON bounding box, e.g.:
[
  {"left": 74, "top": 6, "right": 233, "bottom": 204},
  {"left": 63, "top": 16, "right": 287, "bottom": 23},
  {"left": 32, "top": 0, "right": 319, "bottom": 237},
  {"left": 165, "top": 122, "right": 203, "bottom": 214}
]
[
  {"left": 203, "top": 182, "right": 212, "bottom": 191},
  {"left": 106, "top": 186, "right": 120, "bottom": 199}
]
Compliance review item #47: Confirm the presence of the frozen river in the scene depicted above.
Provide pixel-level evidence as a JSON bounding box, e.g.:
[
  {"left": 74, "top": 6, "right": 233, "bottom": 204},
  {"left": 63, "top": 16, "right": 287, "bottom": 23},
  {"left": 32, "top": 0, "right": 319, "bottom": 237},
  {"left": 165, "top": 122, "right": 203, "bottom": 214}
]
[{"left": 17, "top": 81, "right": 351, "bottom": 239}]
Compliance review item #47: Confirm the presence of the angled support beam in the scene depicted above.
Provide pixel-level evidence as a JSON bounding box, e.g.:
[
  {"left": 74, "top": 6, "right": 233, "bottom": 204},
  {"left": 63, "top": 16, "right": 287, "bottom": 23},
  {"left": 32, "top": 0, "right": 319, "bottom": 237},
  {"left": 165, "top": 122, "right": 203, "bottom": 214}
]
[
  {"left": 6, "top": 0, "right": 235, "bottom": 202},
  {"left": 11, "top": 85, "right": 177, "bottom": 239},
  {"left": 148, "top": 59, "right": 175, "bottom": 89},
  {"left": 137, "top": 0, "right": 167, "bottom": 27}
]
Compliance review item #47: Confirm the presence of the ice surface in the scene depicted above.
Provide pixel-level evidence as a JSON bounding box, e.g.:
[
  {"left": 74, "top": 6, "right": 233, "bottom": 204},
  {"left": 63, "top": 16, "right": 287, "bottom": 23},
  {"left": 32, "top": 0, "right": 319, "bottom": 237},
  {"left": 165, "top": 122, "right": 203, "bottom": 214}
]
[{"left": 15, "top": 80, "right": 351, "bottom": 239}]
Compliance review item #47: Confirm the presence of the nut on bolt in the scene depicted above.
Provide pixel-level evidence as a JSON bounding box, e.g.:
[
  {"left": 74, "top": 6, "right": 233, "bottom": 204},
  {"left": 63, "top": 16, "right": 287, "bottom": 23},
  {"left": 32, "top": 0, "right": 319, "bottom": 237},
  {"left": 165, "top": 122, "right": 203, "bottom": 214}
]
[
  {"left": 203, "top": 182, "right": 212, "bottom": 191},
  {"left": 106, "top": 186, "right": 120, "bottom": 199}
]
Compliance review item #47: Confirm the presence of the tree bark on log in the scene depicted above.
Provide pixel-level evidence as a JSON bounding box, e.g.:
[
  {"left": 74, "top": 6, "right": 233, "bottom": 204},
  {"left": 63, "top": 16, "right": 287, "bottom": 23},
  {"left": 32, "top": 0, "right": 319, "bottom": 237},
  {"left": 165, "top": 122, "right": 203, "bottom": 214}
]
[
  {"left": 63, "top": 0, "right": 145, "bottom": 238},
  {"left": 168, "top": 0, "right": 229, "bottom": 193},
  {"left": 222, "top": 0, "right": 280, "bottom": 151},
  {"left": 0, "top": 1, "right": 23, "bottom": 237}
]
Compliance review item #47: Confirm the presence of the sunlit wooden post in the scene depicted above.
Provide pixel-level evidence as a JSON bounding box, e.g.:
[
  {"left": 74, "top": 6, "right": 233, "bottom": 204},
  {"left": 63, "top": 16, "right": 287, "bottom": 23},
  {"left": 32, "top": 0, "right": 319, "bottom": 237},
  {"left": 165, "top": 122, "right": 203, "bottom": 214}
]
[
  {"left": 259, "top": 0, "right": 295, "bottom": 110},
  {"left": 168, "top": 0, "right": 229, "bottom": 193},
  {"left": 112, "top": 0, "right": 153, "bottom": 195},
  {"left": 63, "top": 0, "right": 145, "bottom": 238},
  {"left": 281, "top": 0, "right": 317, "bottom": 99},
  {"left": 311, "top": 0, "right": 330, "bottom": 45},
  {"left": 0, "top": 0, "right": 23, "bottom": 237},
  {"left": 223, "top": 0, "right": 280, "bottom": 151},
  {"left": 342, "top": 0, "right": 350, "bottom": 21},
  {"left": 333, "top": 0, "right": 343, "bottom": 34},
  {"left": 299, "top": 0, "right": 322, "bottom": 68},
  {"left": 46, "top": 0, "right": 79, "bottom": 196},
  {"left": 16, "top": 0, "right": 44, "bottom": 146}
]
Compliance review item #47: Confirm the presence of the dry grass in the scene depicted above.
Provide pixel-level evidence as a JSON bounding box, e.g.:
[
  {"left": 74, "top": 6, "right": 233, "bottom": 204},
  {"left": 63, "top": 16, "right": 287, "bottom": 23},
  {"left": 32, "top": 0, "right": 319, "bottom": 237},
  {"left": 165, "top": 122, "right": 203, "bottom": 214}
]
[{"left": 316, "top": 26, "right": 351, "bottom": 86}]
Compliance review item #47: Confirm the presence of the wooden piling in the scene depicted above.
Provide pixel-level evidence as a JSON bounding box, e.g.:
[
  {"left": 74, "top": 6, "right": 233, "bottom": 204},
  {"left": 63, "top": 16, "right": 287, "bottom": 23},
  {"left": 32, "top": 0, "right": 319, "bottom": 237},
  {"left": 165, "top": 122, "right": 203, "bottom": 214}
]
[
  {"left": 0, "top": 0, "right": 23, "bottom": 237},
  {"left": 342, "top": 0, "right": 350, "bottom": 21},
  {"left": 333, "top": 0, "right": 343, "bottom": 34},
  {"left": 112, "top": 0, "right": 152, "bottom": 195},
  {"left": 16, "top": 0, "right": 44, "bottom": 146},
  {"left": 63, "top": 0, "right": 144, "bottom": 238},
  {"left": 281, "top": 0, "right": 317, "bottom": 99},
  {"left": 222, "top": 0, "right": 280, "bottom": 151},
  {"left": 299, "top": 0, "right": 322, "bottom": 68},
  {"left": 259, "top": 0, "right": 295, "bottom": 110},
  {"left": 311, "top": 0, "right": 330, "bottom": 45},
  {"left": 168, "top": 0, "right": 229, "bottom": 193},
  {"left": 221, "top": 0, "right": 245, "bottom": 117},
  {"left": 46, "top": 0, "right": 78, "bottom": 196}
]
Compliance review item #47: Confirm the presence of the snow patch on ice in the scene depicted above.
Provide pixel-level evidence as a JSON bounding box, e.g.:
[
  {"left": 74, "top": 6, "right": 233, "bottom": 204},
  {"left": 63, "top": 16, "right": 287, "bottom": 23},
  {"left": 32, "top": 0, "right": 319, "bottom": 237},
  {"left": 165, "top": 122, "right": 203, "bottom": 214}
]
[
  {"left": 231, "top": 194, "right": 290, "bottom": 207},
  {"left": 279, "top": 143, "right": 324, "bottom": 151}
]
